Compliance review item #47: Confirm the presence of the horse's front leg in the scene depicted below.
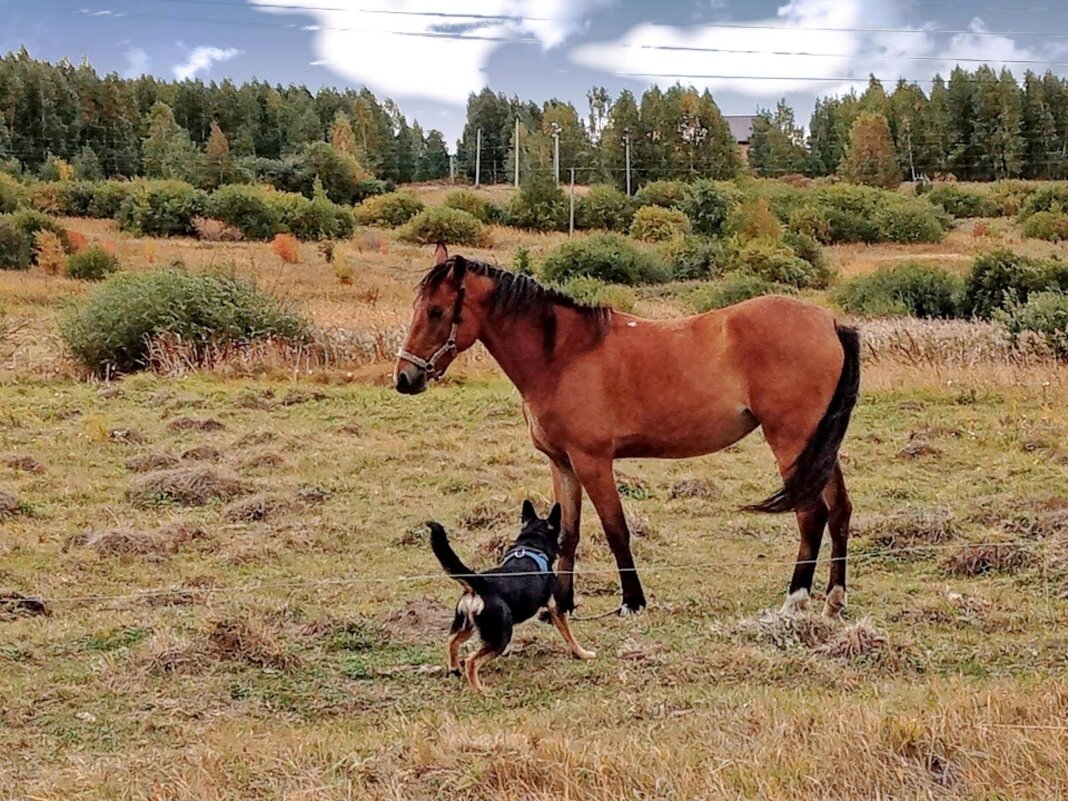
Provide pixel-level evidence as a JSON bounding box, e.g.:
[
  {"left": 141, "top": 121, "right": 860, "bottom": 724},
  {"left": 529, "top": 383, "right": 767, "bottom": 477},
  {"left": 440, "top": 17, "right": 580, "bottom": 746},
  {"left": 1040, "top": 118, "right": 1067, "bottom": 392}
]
[
  {"left": 570, "top": 453, "right": 646, "bottom": 615},
  {"left": 551, "top": 459, "right": 583, "bottom": 614}
]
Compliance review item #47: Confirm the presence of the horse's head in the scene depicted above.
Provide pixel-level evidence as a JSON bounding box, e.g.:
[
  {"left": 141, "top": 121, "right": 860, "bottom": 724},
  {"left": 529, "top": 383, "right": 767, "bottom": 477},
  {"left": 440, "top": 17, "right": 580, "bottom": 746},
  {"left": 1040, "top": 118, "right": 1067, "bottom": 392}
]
[{"left": 395, "top": 244, "right": 480, "bottom": 395}]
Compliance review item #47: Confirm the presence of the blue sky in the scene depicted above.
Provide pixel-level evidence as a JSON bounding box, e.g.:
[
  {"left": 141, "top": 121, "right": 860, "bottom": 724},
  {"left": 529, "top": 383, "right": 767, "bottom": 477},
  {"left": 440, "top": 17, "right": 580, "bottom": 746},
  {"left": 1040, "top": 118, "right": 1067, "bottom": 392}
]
[{"left": 6, "top": 0, "right": 1068, "bottom": 145}]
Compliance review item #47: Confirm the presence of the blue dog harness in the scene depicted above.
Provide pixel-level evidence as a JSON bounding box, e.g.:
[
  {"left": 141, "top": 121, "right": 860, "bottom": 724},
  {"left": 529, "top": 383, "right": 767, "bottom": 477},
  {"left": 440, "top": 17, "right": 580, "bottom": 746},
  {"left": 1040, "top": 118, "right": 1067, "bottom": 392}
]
[{"left": 501, "top": 546, "right": 551, "bottom": 574}]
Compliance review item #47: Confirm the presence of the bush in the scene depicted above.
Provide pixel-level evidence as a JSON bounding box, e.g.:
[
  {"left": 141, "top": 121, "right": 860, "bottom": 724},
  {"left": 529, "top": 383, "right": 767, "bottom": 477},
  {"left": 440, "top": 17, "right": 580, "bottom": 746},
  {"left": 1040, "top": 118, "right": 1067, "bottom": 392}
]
[
  {"left": 629, "top": 205, "right": 691, "bottom": 242},
  {"left": 270, "top": 233, "right": 301, "bottom": 264},
  {"left": 658, "top": 235, "right": 728, "bottom": 280},
  {"left": 513, "top": 245, "right": 533, "bottom": 275},
  {"left": 1018, "top": 184, "right": 1068, "bottom": 220},
  {"left": 961, "top": 249, "right": 1068, "bottom": 319},
  {"left": 116, "top": 181, "right": 207, "bottom": 237},
  {"left": 833, "top": 263, "right": 963, "bottom": 318},
  {"left": 88, "top": 182, "right": 135, "bottom": 219},
  {"left": 1021, "top": 210, "right": 1068, "bottom": 242},
  {"left": 999, "top": 291, "right": 1068, "bottom": 357},
  {"left": 507, "top": 175, "right": 569, "bottom": 231},
  {"left": 5, "top": 209, "right": 71, "bottom": 256},
  {"left": 728, "top": 197, "right": 783, "bottom": 243},
  {"left": 925, "top": 185, "right": 997, "bottom": 218},
  {"left": 731, "top": 238, "right": 818, "bottom": 288},
  {"left": 541, "top": 233, "right": 668, "bottom": 285},
  {"left": 65, "top": 245, "right": 120, "bottom": 281},
  {"left": 272, "top": 191, "right": 354, "bottom": 241},
  {"left": 0, "top": 218, "right": 31, "bottom": 270},
  {"left": 691, "top": 274, "right": 794, "bottom": 312},
  {"left": 634, "top": 180, "right": 692, "bottom": 210},
  {"left": 575, "top": 185, "right": 635, "bottom": 232},
  {"left": 27, "top": 181, "right": 97, "bottom": 216},
  {"left": 34, "top": 230, "right": 67, "bottom": 275},
  {"left": 443, "top": 190, "right": 501, "bottom": 224},
  {"left": 556, "top": 276, "right": 637, "bottom": 312},
  {"left": 874, "top": 201, "right": 946, "bottom": 243},
  {"left": 783, "top": 230, "right": 834, "bottom": 288},
  {"left": 205, "top": 185, "right": 281, "bottom": 240},
  {"left": 988, "top": 180, "right": 1037, "bottom": 216},
  {"left": 398, "top": 206, "right": 491, "bottom": 247},
  {"left": 684, "top": 179, "right": 741, "bottom": 236},
  {"left": 60, "top": 268, "right": 307, "bottom": 375},
  {"left": 0, "top": 173, "right": 22, "bottom": 213},
  {"left": 354, "top": 191, "right": 425, "bottom": 227},
  {"left": 787, "top": 205, "right": 833, "bottom": 243},
  {"left": 795, "top": 185, "right": 945, "bottom": 244}
]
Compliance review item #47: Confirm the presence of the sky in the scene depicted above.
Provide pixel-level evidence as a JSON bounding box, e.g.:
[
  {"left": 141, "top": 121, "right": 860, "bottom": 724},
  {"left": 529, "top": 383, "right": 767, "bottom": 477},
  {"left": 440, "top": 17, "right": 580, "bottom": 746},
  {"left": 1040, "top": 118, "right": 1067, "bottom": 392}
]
[{"left": 6, "top": 0, "right": 1068, "bottom": 147}]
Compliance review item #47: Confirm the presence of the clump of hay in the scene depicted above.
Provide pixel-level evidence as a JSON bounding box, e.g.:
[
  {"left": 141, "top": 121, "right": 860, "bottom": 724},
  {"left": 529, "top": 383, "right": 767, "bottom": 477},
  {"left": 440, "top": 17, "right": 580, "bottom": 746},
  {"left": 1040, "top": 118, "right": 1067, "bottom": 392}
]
[
  {"left": 813, "top": 618, "right": 889, "bottom": 659},
  {"left": 82, "top": 522, "right": 205, "bottom": 559},
  {"left": 617, "top": 638, "right": 665, "bottom": 663},
  {"left": 127, "top": 467, "right": 252, "bottom": 507},
  {"left": 0, "top": 592, "right": 50, "bottom": 620},
  {"left": 732, "top": 609, "right": 894, "bottom": 663},
  {"left": 241, "top": 451, "right": 288, "bottom": 470},
  {"left": 476, "top": 530, "right": 511, "bottom": 560},
  {"left": 294, "top": 485, "right": 326, "bottom": 504},
  {"left": 854, "top": 506, "right": 955, "bottom": 550},
  {"left": 223, "top": 493, "right": 294, "bottom": 523},
  {"left": 898, "top": 432, "right": 942, "bottom": 459},
  {"left": 167, "top": 415, "right": 226, "bottom": 432},
  {"left": 109, "top": 428, "right": 146, "bottom": 444},
  {"left": 134, "top": 631, "right": 206, "bottom": 674},
  {"left": 235, "top": 430, "right": 278, "bottom": 448},
  {"left": 126, "top": 452, "right": 180, "bottom": 473},
  {"left": 2, "top": 454, "right": 44, "bottom": 474},
  {"left": 97, "top": 385, "right": 123, "bottom": 399},
  {"left": 338, "top": 423, "right": 361, "bottom": 436},
  {"left": 943, "top": 542, "right": 1036, "bottom": 576},
  {"left": 181, "top": 445, "right": 221, "bottom": 462},
  {"left": 459, "top": 499, "right": 512, "bottom": 530},
  {"left": 626, "top": 507, "right": 658, "bottom": 539},
  {"left": 0, "top": 490, "right": 20, "bottom": 517},
  {"left": 208, "top": 615, "right": 295, "bottom": 668},
  {"left": 668, "top": 477, "right": 718, "bottom": 500}
]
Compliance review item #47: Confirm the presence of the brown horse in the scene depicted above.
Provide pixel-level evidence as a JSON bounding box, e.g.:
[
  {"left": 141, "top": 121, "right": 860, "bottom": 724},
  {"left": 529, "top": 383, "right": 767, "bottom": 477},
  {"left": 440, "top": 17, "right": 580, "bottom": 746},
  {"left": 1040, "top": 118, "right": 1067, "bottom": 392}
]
[{"left": 396, "top": 245, "right": 860, "bottom": 618}]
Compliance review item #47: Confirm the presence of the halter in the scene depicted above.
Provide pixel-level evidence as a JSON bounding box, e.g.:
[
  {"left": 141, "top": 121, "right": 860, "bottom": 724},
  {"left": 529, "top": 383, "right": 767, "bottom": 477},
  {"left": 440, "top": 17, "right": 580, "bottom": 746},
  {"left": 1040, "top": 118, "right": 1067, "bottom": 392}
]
[{"left": 396, "top": 278, "right": 466, "bottom": 381}]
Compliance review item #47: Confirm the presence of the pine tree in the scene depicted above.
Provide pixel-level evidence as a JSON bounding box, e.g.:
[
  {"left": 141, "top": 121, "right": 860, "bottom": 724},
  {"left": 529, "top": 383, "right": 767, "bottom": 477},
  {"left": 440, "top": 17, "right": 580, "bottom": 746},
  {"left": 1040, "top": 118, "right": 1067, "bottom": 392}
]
[
  {"left": 748, "top": 99, "right": 808, "bottom": 177},
  {"left": 329, "top": 111, "right": 357, "bottom": 156},
  {"left": 924, "top": 76, "right": 953, "bottom": 177},
  {"left": 202, "top": 120, "right": 235, "bottom": 188},
  {"left": 839, "top": 111, "right": 900, "bottom": 188},
  {"left": 141, "top": 101, "right": 201, "bottom": 181},
  {"left": 416, "top": 129, "right": 449, "bottom": 180},
  {"left": 807, "top": 94, "right": 859, "bottom": 176},
  {"left": 73, "top": 145, "right": 103, "bottom": 180},
  {"left": 598, "top": 89, "right": 640, "bottom": 191}
]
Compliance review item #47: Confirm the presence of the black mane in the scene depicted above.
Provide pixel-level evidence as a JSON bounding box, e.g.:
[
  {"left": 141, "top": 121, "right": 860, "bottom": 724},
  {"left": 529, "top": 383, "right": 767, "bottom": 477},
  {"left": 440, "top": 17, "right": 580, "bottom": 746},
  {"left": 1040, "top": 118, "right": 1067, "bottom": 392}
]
[{"left": 421, "top": 256, "right": 612, "bottom": 355}]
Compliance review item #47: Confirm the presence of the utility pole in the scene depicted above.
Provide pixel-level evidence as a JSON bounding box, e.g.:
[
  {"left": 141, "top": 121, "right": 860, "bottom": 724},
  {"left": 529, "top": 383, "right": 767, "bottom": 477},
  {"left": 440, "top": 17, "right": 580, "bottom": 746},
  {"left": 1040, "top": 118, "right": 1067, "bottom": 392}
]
[
  {"left": 623, "top": 126, "right": 632, "bottom": 196},
  {"left": 475, "top": 128, "right": 482, "bottom": 188},
  {"left": 569, "top": 167, "right": 576, "bottom": 238},
  {"left": 552, "top": 122, "right": 561, "bottom": 184},
  {"left": 514, "top": 116, "right": 521, "bottom": 188}
]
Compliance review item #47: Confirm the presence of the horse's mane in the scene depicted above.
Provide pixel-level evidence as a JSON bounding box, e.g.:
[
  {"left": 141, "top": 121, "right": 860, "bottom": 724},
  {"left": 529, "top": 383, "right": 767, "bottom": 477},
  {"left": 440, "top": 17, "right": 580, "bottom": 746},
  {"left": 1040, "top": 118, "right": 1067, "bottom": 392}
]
[{"left": 420, "top": 256, "right": 612, "bottom": 355}]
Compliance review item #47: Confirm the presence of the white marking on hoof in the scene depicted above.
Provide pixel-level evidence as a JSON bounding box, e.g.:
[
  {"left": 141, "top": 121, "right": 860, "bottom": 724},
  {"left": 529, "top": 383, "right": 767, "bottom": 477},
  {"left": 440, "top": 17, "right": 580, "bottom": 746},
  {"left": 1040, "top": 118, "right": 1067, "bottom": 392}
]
[
  {"left": 618, "top": 604, "right": 644, "bottom": 618},
  {"left": 780, "top": 588, "right": 811, "bottom": 615},
  {"left": 823, "top": 586, "right": 847, "bottom": 618}
]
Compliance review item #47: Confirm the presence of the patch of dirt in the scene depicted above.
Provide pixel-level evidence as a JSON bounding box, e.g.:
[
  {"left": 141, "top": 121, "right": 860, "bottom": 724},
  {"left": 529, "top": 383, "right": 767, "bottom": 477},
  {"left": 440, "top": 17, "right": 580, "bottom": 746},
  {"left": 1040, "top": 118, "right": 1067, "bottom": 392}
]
[
  {"left": 0, "top": 490, "right": 20, "bottom": 516},
  {"left": 223, "top": 493, "right": 295, "bottom": 523},
  {"left": 235, "top": 430, "right": 278, "bottom": 448},
  {"left": 125, "top": 452, "right": 180, "bottom": 473},
  {"left": 668, "top": 477, "right": 718, "bottom": 500},
  {"left": 854, "top": 506, "right": 955, "bottom": 550},
  {"left": 233, "top": 390, "right": 275, "bottom": 410},
  {"left": 80, "top": 523, "right": 206, "bottom": 559},
  {"left": 109, "top": 428, "right": 146, "bottom": 444},
  {"left": 280, "top": 390, "right": 327, "bottom": 406},
  {"left": 127, "top": 467, "right": 253, "bottom": 507},
  {"left": 0, "top": 592, "right": 50, "bottom": 620},
  {"left": 898, "top": 432, "right": 942, "bottom": 459},
  {"left": 241, "top": 451, "right": 288, "bottom": 470},
  {"left": 943, "top": 542, "right": 1036, "bottom": 576},
  {"left": 383, "top": 598, "right": 453, "bottom": 644},
  {"left": 181, "top": 445, "right": 221, "bottom": 462},
  {"left": 167, "top": 415, "right": 226, "bottom": 432},
  {"left": 208, "top": 616, "right": 296, "bottom": 669},
  {"left": 2, "top": 454, "right": 44, "bottom": 474}
]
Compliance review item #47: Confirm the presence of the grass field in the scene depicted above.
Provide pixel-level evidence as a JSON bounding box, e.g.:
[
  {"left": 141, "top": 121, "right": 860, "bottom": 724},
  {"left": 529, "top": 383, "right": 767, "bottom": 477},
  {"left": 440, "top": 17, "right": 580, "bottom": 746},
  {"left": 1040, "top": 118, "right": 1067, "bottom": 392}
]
[{"left": 3, "top": 210, "right": 1068, "bottom": 799}]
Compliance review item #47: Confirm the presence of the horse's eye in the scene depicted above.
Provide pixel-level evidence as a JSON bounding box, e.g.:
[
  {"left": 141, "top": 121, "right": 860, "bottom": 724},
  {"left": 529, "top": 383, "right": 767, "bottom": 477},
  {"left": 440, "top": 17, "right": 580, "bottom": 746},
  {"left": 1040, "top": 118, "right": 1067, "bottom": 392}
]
[{"left": 428, "top": 307, "right": 444, "bottom": 321}]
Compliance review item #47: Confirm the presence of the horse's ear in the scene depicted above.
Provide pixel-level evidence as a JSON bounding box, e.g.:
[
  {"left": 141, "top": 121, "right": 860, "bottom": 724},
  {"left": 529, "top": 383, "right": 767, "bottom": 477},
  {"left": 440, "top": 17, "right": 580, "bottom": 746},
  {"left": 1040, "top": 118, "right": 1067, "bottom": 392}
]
[
  {"left": 433, "top": 242, "right": 448, "bottom": 265},
  {"left": 547, "top": 503, "right": 562, "bottom": 532},
  {"left": 521, "top": 499, "right": 537, "bottom": 524}
]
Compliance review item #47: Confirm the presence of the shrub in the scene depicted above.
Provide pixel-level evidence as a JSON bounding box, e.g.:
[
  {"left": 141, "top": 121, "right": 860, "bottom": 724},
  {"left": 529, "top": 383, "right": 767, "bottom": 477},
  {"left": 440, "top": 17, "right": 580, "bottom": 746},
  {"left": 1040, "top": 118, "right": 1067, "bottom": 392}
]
[
  {"left": 270, "top": 233, "right": 301, "bottom": 264},
  {"left": 1018, "top": 184, "right": 1068, "bottom": 220},
  {"left": 556, "top": 276, "right": 637, "bottom": 313},
  {"left": 797, "top": 185, "right": 945, "bottom": 244},
  {"left": 205, "top": 185, "right": 280, "bottom": 240},
  {"left": 88, "top": 182, "right": 135, "bottom": 218},
  {"left": 0, "top": 173, "right": 22, "bottom": 213},
  {"left": 5, "top": 209, "right": 71, "bottom": 255},
  {"left": 575, "top": 185, "right": 635, "bottom": 232},
  {"left": 874, "top": 201, "right": 946, "bottom": 244},
  {"left": 999, "top": 291, "right": 1068, "bottom": 357},
  {"left": 691, "top": 274, "right": 795, "bottom": 312},
  {"left": 268, "top": 190, "right": 354, "bottom": 240},
  {"left": 60, "top": 268, "right": 307, "bottom": 375},
  {"left": 731, "top": 238, "right": 818, "bottom": 288},
  {"left": 66, "top": 229, "right": 90, "bottom": 253},
  {"left": 65, "top": 245, "right": 120, "bottom": 281},
  {"left": 787, "top": 205, "right": 832, "bottom": 243},
  {"left": 0, "top": 218, "right": 31, "bottom": 270},
  {"left": 988, "top": 180, "right": 1037, "bottom": 217},
  {"left": 783, "top": 230, "right": 834, "bottom": 289},
  {"left": 354, "top": 191, "right": 424, "bottom": 227},
  {"left": 629, "top": 205, "right": 691, "bottom": 242},
  {"left": 833, "top": 263, "right": 963, "bottom": 318},
  {"left": 116, "top": 181, "right": 207, "bottom": 237},
  {"left": 634, "top": 180, "right": 692, "bottom": 210},
  {"left": 513, "top": 244, "right": 533, "bottom": 275},
  {"left": 961, "top": 249, "right": 1068, "bottom": 319},
  {"left": 507, "top": 176, "right": 569, "bottom": 231},
  {"left": 729, "top": 197, "right": 783, "bottom": 243},
  {"left": 192, "top": 217, "right": 244, "bottom": 242},
  {"left": 541, "top": 233, "right": 668, "bottom": 285},
  {"left": 1021, "top": 210, "right": 1068, "bottom": 242},
  {"left": 658, "top": 235, "right": 728, "bottom": 280},
  {"left": 399, "top": 206, "right": 491, "bottom": 247},
  {"left": 925, "top": 185, "right": 997, "bottom": 218},
  {"left": 34, "top": 230, "right": 67, "bottom": 275},
  {"left": 443, "top": 190, "right": 501, "bottom": 224},
  {"left": 298, "top": 141, "right": 377, "bottom": 205},
  {"left": 684, "top": 179, "right": 741, "bottom": 237}
]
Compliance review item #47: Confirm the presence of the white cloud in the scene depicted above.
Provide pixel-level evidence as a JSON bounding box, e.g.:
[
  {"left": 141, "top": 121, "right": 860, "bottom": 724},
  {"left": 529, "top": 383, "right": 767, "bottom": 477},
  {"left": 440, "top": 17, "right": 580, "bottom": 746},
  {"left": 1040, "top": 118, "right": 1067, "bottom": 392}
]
[
  {"left": 172, "top": 46, "right": 242, "bottom": 81},
  {"left": 124, "top": 47, "right": 150, "bottom": 78},
  {"left": 251, "top": 0, "right": 616, "bottom": 105},
  {"left": 928, "top": 17, "right": 1038, "bottom": 77}
]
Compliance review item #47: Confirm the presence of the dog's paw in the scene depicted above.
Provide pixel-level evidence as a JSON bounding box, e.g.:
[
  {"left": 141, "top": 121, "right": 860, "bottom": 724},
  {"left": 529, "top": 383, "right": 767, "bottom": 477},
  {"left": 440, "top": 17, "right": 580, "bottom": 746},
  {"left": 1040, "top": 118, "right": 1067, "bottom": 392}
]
[{"left": 573, "top": 648, "right": 597, "bottom": 660}]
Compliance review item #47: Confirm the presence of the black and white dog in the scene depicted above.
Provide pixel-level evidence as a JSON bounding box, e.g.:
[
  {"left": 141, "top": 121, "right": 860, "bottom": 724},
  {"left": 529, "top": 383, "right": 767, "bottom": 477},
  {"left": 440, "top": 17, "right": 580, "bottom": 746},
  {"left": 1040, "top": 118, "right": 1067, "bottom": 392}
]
[{"left": 429, "top": 500, "right": 596, "bottom": 691}]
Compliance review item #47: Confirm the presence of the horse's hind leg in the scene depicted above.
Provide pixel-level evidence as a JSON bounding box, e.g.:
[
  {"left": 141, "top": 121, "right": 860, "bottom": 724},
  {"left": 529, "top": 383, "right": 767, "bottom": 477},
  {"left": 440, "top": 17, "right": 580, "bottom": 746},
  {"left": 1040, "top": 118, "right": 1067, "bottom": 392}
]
[
  {"left": 782, "top": 503, "right": 828, "bottom": 614},
  {"left": 822, "top": 462, "right": 852, "bottom": 618}
]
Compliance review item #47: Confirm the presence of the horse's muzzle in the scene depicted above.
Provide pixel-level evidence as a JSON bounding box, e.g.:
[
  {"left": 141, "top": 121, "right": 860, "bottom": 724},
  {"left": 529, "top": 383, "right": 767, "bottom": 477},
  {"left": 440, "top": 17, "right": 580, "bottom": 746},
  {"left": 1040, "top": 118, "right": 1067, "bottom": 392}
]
[{"left": 395, "top": 365, "right": 428, "bottom": 395}]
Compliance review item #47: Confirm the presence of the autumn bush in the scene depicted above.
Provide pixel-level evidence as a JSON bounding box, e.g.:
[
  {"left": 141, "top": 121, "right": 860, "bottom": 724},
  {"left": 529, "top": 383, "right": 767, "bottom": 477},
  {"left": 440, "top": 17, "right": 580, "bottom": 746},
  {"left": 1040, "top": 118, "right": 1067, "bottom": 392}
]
[
  {"left": 833, "top": 263, "right": 964, "bottom": 318},
  {"left": 0, "top": 217, "right": 31, "bottom": 270},
  {"left": 270, "top": 233, "right": 301, "bottom": 264},
  {"left": 443, "top": 190, "right": 502, "bottom": 224},
  {"left": 116, "top": 180, "right": 207, "bottom": 237},
  {"left": 629, "top": 205, "right": 691, "bottom": 242},
  {"left": 34, "top": 230, "right": 67, "bottom": 275},
  {"left": 634, "top": 180, "right": 693, "bottom": 210},
  {"left": 574, "top": 185, "right": 636, "bottom": 232}
]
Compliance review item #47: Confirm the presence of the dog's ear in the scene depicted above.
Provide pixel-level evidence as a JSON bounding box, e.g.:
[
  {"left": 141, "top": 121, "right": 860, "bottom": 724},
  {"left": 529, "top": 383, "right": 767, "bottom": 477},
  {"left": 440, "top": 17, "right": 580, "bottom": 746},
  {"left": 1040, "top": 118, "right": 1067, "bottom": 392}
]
[
  {"left": 547, "top": 503, "right": 562, "bottom": 533},
  {"left": 521, "top": 499, "right": 537, "bottom": 525}
]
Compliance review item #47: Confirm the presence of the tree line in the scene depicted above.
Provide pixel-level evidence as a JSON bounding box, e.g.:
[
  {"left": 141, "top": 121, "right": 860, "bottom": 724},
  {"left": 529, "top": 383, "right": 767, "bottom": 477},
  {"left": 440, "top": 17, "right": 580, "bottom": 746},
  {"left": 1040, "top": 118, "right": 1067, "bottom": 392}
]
[{"left": 3, "top": 48, "right": 1068, "bottom": 189}]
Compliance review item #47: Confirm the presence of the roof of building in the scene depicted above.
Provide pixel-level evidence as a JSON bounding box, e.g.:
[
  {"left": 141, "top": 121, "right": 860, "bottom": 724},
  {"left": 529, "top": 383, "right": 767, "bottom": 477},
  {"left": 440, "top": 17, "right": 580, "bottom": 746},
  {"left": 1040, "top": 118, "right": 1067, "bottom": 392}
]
[{"left": 724, "top": 115, "right": 756, "bottom": 144}]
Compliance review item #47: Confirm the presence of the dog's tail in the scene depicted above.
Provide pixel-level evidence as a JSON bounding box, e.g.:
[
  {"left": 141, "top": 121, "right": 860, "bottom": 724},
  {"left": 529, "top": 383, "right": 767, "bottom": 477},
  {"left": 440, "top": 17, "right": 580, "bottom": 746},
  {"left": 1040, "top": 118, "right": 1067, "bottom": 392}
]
[{"left": 429, "top": 522, "right": 487, "bottom": 594}]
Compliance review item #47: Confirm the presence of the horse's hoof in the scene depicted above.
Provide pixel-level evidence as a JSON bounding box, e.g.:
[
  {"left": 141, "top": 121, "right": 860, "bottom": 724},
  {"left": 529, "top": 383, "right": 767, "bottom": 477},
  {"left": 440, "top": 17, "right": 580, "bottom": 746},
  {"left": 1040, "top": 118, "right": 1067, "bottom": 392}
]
[
  {"left": 780, "top": 588, "right": 811, "bottom": 615},
  {"left": 618, "top": 602, "right": 646, "bottom": 617},
  {"left": 823, "top": 586, "right": 847, "bottom": 619}
]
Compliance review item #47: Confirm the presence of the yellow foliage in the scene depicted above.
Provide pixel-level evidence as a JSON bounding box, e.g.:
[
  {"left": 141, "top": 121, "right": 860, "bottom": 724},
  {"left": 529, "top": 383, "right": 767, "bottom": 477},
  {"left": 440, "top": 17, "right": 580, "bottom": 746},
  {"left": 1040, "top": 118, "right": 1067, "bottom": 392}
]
[{"left": 34, "top": 230, "right": 66, "bottom": 275}]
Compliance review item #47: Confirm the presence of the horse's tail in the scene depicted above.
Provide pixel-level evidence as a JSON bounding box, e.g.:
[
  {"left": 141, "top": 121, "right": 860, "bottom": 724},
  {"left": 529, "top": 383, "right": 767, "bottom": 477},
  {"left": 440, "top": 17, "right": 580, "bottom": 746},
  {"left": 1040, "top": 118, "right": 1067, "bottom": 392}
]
[{"left": 745, "top": 323, "right": 860, "bottom": 514}]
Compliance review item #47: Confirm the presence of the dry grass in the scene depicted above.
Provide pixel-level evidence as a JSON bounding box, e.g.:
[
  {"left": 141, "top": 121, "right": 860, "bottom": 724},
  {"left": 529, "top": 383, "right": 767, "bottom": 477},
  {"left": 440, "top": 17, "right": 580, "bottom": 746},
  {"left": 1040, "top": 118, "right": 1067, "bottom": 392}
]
[
  {"left": 0, "top": 489, "right": 19, "bottom": 516},
  {"left": 181, "top": 444, "right": 221, "bottom": 462},
  {"left": 222, "top": 492, "right": 295, "bottom": 522},
  {"left": 854, "top": 506, "right": 955, "bottom": 550},
  {"left": 943, "top": 542, "right": 1038, "bottom": 576},
  {"left": 81, "top": 522, "right": 206, "bottom": 559},
  {"left": 240, "top": 450, "right": 288, "bottom": 470},
  {"left": 127, "top": 466, "right": 252, "bottom": 506},
  {"left": 132, "top": 631, "right": 206, "bottom": 674},
  {"left": 1, "top": 453, "right": 45, "bottom": 474},
  {"left": 125, "top": 451, "right": 180, "bottom": 472},
  {"left": 167, "top": 415, "right": 226, "bottom": 432},
  {"left": 668, "top": 476, "right": 719, "bottom": 500},
  {"left": 208, "top": 613, "right": 296, "bottom": 669},
  {"left": 270, "top": 232, "right": 301, "bottom": 264}
]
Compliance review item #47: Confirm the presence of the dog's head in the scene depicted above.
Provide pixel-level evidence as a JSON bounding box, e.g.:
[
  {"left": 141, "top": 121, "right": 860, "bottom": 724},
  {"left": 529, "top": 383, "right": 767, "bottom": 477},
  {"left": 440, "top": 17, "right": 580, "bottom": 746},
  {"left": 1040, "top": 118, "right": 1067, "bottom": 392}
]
[{"left": 514, "top": 499, "right": 563, "bottom": 561}]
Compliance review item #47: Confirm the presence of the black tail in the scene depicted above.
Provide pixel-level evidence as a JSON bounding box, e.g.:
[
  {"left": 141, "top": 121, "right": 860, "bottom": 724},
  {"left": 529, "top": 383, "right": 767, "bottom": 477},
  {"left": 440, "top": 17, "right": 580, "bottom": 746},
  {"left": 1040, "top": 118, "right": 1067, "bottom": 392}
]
[
  {"left": 746, "top": 323, "right": 861, "bottom": 514},
  {"left": 429, "top": 522, "right": 487, "bottom": 593}
]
